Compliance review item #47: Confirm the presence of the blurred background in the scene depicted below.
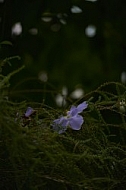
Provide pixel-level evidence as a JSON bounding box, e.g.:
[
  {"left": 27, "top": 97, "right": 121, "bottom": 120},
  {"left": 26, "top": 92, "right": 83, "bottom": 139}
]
[{"left": 0, "top": 0, "right": 126, "bottom": 105}]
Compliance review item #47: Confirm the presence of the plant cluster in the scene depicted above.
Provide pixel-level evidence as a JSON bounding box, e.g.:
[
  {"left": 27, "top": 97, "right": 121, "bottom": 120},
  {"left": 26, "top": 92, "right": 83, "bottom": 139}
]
[{"left": 0, "top": 56, "right": 126, "bottom": 190}]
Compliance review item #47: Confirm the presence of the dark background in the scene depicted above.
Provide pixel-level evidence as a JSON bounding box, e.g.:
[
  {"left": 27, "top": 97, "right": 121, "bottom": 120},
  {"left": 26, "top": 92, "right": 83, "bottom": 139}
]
[{"left": 0, "top": 0, "right": 126, "bottom": 103}]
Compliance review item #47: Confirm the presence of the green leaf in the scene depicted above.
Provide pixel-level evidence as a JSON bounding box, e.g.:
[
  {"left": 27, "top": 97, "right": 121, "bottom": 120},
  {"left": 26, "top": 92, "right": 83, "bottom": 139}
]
[{"left": 0, "top": 41, "right": 13, "bottom": 46}]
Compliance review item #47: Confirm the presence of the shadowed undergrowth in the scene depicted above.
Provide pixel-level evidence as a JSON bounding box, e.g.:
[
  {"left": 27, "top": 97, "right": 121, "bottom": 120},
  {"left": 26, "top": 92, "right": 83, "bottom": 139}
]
[{"left": 0, "top": 58, "right": 126, "bottom": 190}]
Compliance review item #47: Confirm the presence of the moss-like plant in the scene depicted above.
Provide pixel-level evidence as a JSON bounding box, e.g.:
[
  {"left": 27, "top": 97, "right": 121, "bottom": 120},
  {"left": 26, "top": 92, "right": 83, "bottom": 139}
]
[{"left": 0, "top": 55, "right": 126, "bottom": 190}]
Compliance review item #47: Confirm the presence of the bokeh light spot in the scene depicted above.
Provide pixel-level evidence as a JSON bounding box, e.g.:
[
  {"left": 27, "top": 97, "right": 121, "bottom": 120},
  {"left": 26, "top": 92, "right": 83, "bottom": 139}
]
[
  {"left": 71, "top": 5, "right": 82, "bottom": 13},
  {"left": 12, "top": 22, "right": 22, "bottom": 36},
  {"left": 38, "top": 71, "right": 48, "bottom": 82},
  {"left": 85, "top": 25, "right": 96, "bottom": 37},
  {"left": 70, "top": 88, "right": 84, "bottom": 99}
]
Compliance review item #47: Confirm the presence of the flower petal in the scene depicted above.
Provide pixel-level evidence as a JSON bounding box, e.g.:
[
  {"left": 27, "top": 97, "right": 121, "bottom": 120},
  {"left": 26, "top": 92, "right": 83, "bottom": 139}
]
[
  {"left": 53, "top": 116, "right": 68, "bottom": 126},
  {"left": 68, "top": 106, "right": 78, "bottom": 116},
  {"left": 52, "top": 116, "right": 68, "bottom": 134},
  {"left": 68, "top": 115, "right": 84, "bottom": 130},
  {"left": 53, "top": 118, "right": 61, "bottom": 125},
  {"left": 77, "top": 101, "right": 88, "bottom": 113},
  {"left": 25, "top": 107, "right": 34, "bottom": 117}
]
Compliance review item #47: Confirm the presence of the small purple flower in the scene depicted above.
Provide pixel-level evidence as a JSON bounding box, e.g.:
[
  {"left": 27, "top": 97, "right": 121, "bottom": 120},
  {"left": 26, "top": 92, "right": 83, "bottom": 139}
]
[
  {"left": 52, "top": 101, "right": 88, "bottom": 133},
  {"left": 25, "top": 107, "right": 35, "bottom": 117}
]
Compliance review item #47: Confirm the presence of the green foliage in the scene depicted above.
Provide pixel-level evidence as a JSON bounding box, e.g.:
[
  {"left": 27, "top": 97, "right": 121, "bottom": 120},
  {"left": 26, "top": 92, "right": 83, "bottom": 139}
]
[
  {"left": 0, "top": 41, "right": 13, "bottom": 46},
  {"left": 0, "top": 58, "right": 126, "bottom": 190},
  {"left": 1, "top": 1, "right": 126, "bottom": 188}
]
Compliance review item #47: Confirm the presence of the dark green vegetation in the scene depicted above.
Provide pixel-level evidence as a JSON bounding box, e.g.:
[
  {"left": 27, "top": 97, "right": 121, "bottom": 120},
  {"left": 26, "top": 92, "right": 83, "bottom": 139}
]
[
  {"left": 0, "top": 1, "right": 126, "bottom": 189},
  {"left": 0, "top": 0, "right": 126, "bottom": 93},
  {"left": 0, "top": 60, "right": 126, "bottom": 189}
]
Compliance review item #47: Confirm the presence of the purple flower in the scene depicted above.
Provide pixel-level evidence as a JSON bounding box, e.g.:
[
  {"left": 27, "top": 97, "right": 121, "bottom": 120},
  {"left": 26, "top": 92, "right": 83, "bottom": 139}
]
[
  {"left": 25, "top": 107, "right": 35, "bottom": 117},
  {"left": 52, "top": 101, "right": 88, "bottom": 133}
]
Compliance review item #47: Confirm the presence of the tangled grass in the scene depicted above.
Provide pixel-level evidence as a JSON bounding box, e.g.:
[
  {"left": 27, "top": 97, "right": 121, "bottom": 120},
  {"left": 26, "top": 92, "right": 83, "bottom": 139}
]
[{"left": 0, "top": 57, "right": 126, "bottom": 190}]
